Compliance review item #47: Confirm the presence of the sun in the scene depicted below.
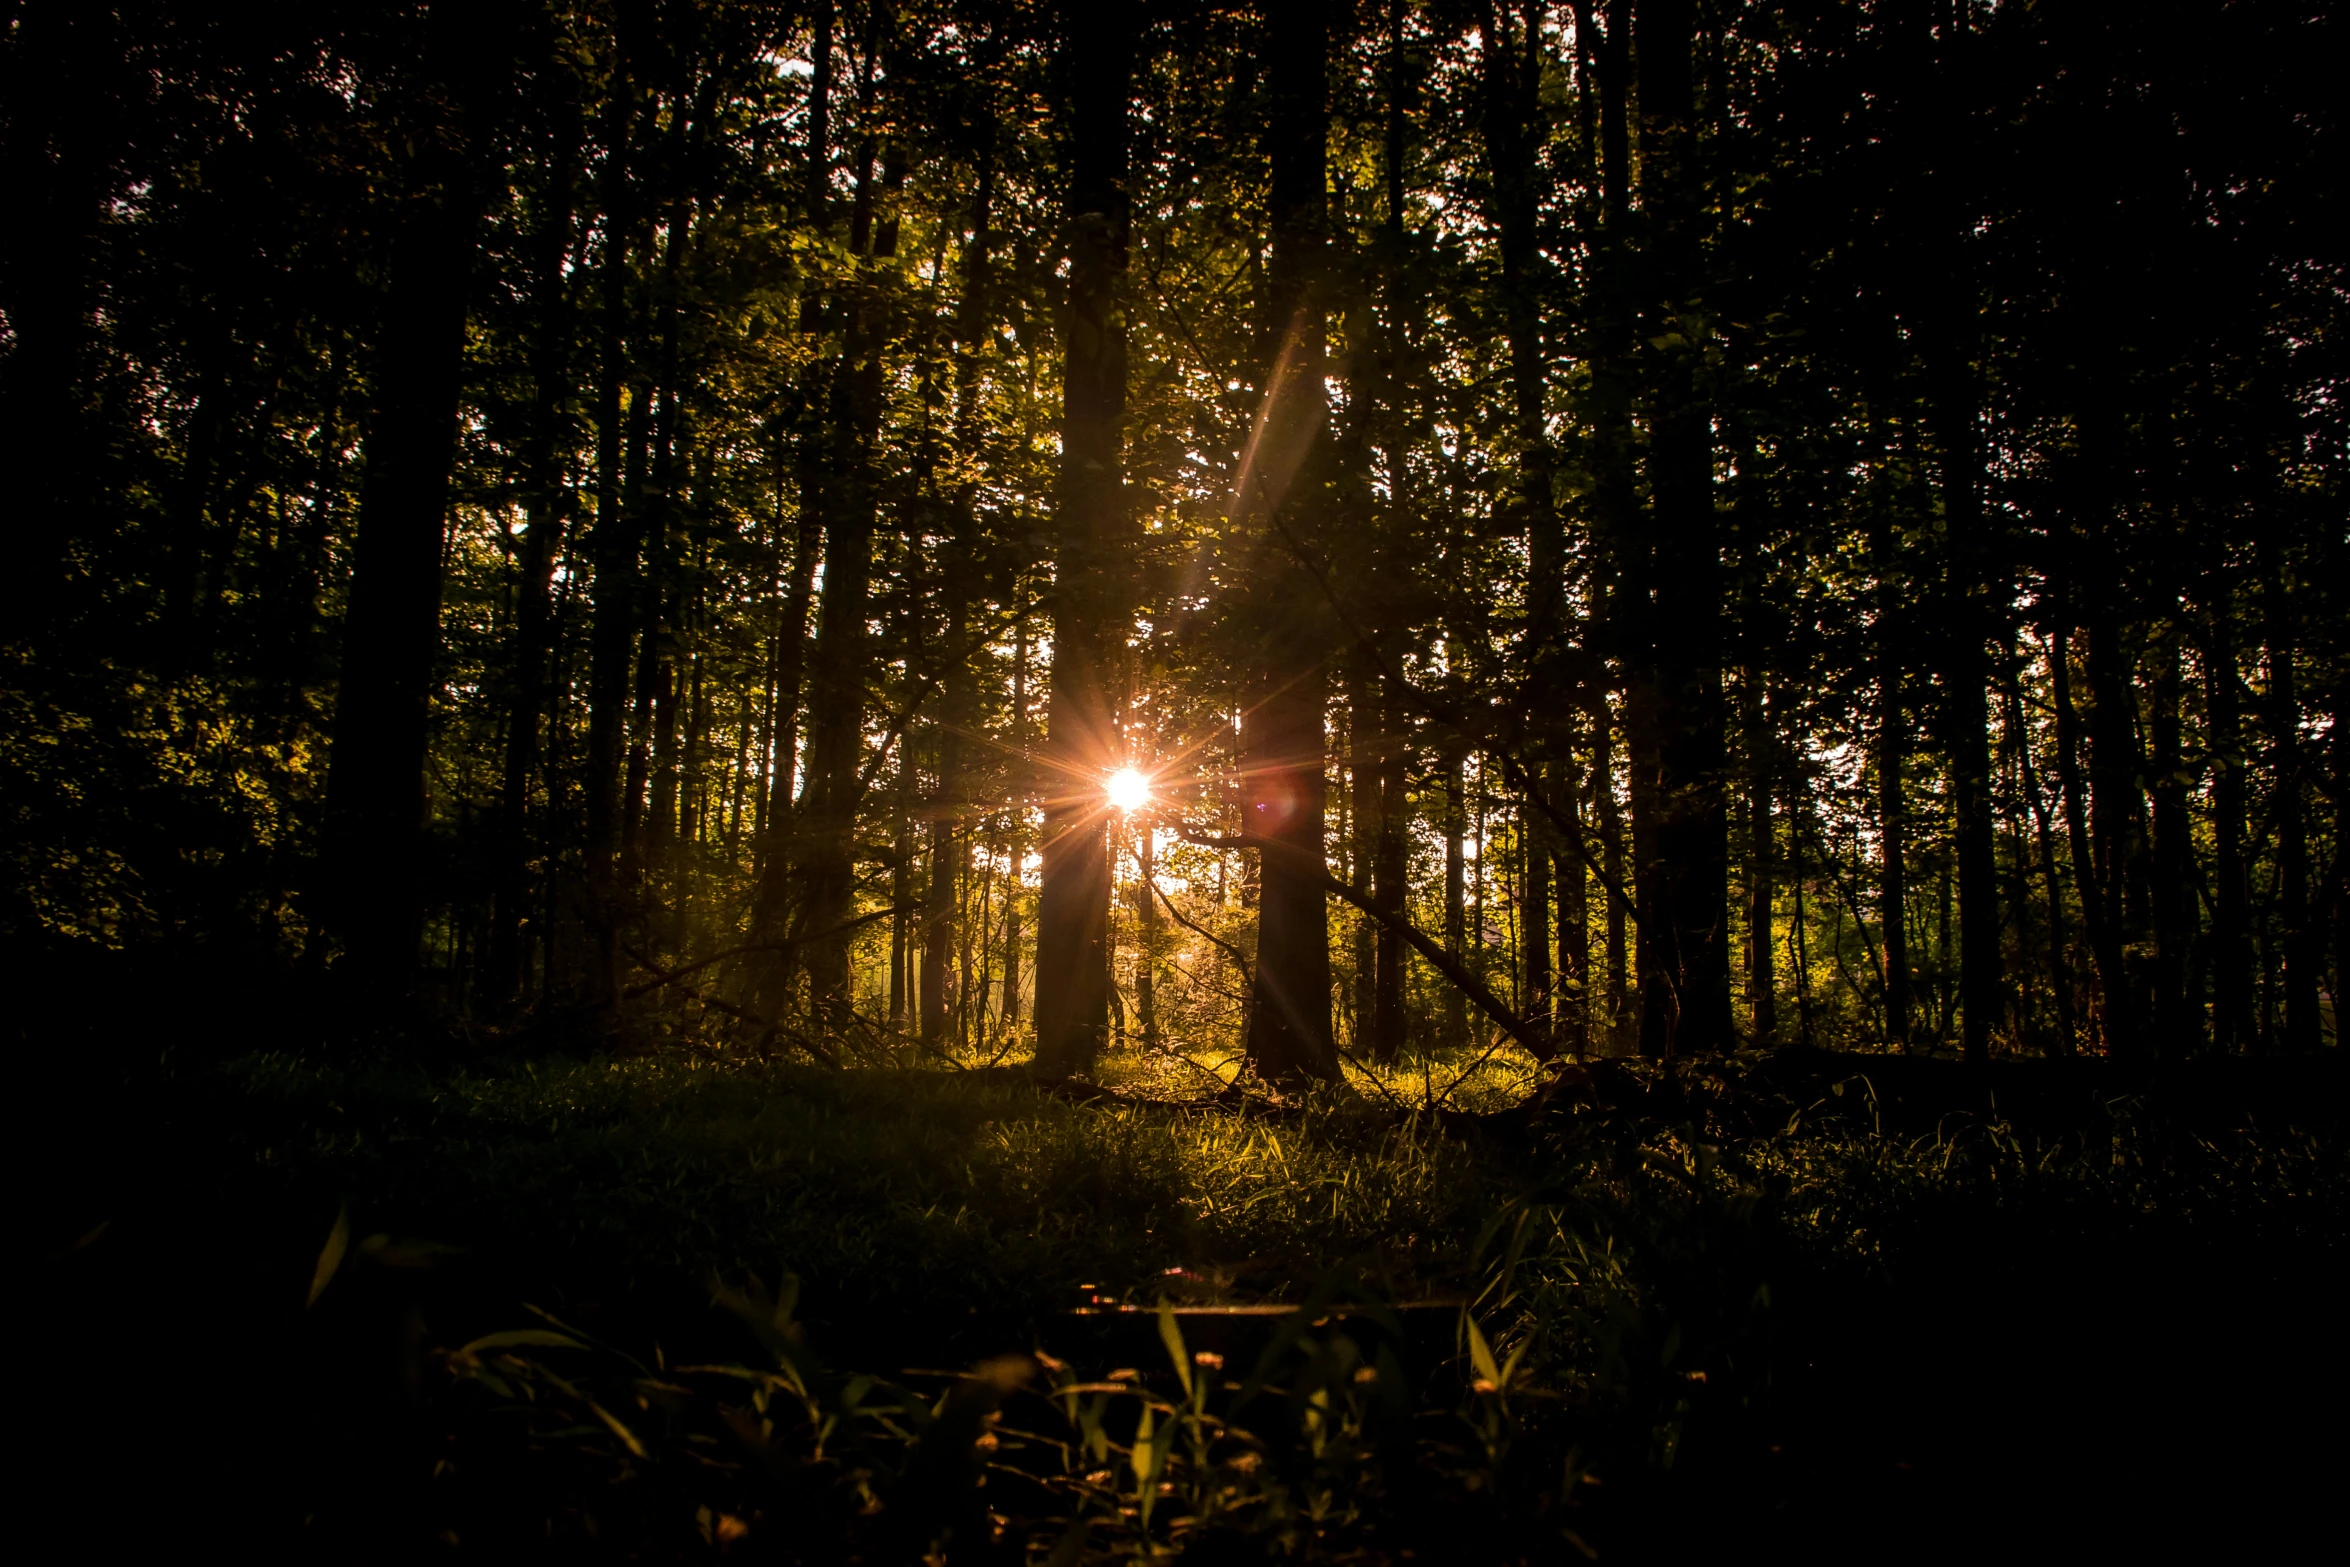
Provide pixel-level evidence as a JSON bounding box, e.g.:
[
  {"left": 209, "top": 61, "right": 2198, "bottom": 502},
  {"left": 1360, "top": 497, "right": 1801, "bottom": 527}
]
[{"left": 1106, "top": 768, "right": 1152, "bottom": 812}]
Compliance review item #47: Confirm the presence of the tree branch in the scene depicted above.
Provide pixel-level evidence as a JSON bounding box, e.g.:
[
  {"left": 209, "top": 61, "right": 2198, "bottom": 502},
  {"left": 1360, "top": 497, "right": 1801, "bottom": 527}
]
[{"left": 1178, "top": 828, "right": 1552, "bottom": 1060}]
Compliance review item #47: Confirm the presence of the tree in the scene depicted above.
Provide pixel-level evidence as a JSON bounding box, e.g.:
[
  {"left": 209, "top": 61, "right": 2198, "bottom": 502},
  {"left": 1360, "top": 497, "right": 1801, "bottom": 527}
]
[{"left": 1033, "top": 2, "right": 1134, "bottom": 1080}]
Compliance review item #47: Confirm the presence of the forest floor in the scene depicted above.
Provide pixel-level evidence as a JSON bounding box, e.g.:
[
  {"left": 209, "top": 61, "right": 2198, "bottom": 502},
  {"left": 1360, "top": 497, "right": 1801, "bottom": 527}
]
[{"left": 25, "top": 1024, "right": 2347, "bottom": 1563}]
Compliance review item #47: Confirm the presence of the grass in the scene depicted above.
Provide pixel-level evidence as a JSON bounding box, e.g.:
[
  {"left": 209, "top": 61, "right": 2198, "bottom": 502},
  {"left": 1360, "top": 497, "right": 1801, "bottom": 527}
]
[
  {"left": 206, "top": 1052, "right": 1500, "bottom": 1348},
  {"left": 29, "top": 1033, "right": 2350, "bottom": 1560}
]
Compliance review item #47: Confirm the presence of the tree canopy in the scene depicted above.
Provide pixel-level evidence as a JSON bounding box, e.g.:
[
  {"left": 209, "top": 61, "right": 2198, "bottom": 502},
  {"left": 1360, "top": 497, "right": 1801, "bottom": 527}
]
[{"left": 4, "top": 0, "right": 2340, "bottom": 1072}]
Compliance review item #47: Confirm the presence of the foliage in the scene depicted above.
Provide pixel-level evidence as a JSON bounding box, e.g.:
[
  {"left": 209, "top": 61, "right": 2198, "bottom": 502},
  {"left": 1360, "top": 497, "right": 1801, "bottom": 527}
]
[{"left": 4, "top": 0, "right": 2337, "bottom": 1064}]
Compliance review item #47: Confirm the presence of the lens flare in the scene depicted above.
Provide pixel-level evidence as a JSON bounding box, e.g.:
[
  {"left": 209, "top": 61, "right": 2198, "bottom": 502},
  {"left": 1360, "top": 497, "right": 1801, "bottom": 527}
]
[{"left": 1106, "top": 768, "right": 1152, "bottom": 812}]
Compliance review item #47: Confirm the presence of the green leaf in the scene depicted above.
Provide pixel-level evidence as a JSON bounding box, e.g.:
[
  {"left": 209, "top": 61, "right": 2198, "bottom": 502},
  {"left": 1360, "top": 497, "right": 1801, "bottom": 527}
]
[
  {"left": 587, "top": 1400, "right": 651, "bottom": 1459},
  {"left": 1129, "top": 1403, "right": 1155, "bottom": 1485},
  {"left": 1465, "top": 1310, "right": 1503, "bottom": 1389},
  {"left": 307, "top": 1203, "right": 350, "bottom": 1309},
  {"left": 1157, "top": 1303, "right": 1193, "bottom": 1401},
  {"left": 1133, "top": 1401, "right": 1168, "bottom": 1529},
  {"left": 460, "top": 1329, "right": 589, "bottom": 1356}
]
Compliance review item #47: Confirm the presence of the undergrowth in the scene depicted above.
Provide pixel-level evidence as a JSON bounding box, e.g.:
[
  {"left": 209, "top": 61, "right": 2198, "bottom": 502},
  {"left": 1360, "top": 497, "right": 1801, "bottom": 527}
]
[{"left": 39, "top": 1042, "right": 2345, "bottom": 1560}]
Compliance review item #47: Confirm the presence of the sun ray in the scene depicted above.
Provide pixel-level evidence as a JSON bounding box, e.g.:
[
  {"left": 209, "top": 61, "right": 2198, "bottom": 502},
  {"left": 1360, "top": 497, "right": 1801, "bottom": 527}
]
[{"left": 1107, "top": 767, "right": 1152, "bottom": 812}]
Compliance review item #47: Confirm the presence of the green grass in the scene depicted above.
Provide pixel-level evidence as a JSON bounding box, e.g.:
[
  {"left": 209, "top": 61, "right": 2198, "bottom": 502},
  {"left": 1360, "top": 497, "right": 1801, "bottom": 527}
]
[
  {"left": 37, "top": 1039, "right": 2347, "bottom": 1560},
  {"left": 205, "top": 1052, "right": 1504, "bottom": 1340}
]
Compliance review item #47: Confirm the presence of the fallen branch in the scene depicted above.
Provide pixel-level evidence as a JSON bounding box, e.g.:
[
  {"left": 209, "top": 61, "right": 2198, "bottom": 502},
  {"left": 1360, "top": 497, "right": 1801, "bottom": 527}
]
[
  {"left": 671, "top": 984, "right": 841, "bottom": 1070},
  {"left": 1178, "top": 829, "right": 1553, "bottom": 1063},
  {"left": 1149, "top": 875, "right": 1254, "bottom": 982},
  {"left": 622, "top": 905, "right": 915, "bottom": 1000}
]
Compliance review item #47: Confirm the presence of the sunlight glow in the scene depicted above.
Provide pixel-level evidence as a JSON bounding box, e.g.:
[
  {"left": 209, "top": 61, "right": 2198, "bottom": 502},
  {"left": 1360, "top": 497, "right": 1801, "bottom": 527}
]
[{"left": 1106, "top": 768, "right": 1152, "bottom": 812}]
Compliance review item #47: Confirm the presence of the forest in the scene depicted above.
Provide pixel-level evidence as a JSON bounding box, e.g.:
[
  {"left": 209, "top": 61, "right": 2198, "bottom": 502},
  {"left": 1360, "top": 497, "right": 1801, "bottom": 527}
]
[{"left": 7, "top": 0, "right": 2344, "bottom": 1560}]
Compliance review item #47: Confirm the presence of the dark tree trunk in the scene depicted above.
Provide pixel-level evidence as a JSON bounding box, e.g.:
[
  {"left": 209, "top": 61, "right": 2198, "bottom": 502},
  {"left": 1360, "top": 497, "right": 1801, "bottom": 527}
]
[
  {"left": 2264, "top": 564, "right": 2319, "bottom": 1053},
  {"left": 797, "top": 128, "right": 904, "bottom": 1022},
  {"left": 583, "top": 70, "right": 637, "bottom": 1005},
  {"left": 743, "top": 14, "right": 838, "bottom": 996},
  {"left": 1443, "top": 750, "right": 1470, "bottom": 1047},
  {"left": 2012, "top": 640, "right": 2076, "bottom": 1055},
  {"left": 1632, "top": 0, "right": 1730, "bottom": 1057},
  {"left": 1559, "top": 750, "right": 1592, "bottom": 1057},
  {"left": 1357, "top": 6, "right": 1414, "bottom": 1071},
  {"left": 802, "top": 0, "right": 834, "bottom": 220},
  {"left": 321, "top": 116, "right": 483, "bottom": 994},
  {"left": 745, "top": 475, "right": 821, "bottom": 957},
  {"left": 923, "top": 124, "right": 997, "bottom": 1049},
  {"left": 2085, "top": 599, "right": 2144, "bottom": 1056},
  {"left": 1346, "top": 668, "right": 1377, "bottom": 1047},
  {"left": 1032, "top": 3, "right": 1134, "bottom": 1078},
  {"left": 1241, "top": 0, "right": 1337, "bottom": 1085},
  {"left": 1927, "top": 340, "right": 2001, "bottom": 1068},
  {"left": 616, "top": 371, "right": 661, "bottom": 879},
  {"left": 2204, "top": 577, "right": 2252, "bottom": 1053},
  {"left": 891, "top": 758, "right": 913, "bottom": 1025},
  {"left": 1478, "top": 2, "right": 1563, "bottom": 661},
  {"left": 1371, "top": 689, "right": 1409, "bottom": 1063},
  {"left": 1002, "top": 600, "right": 1030, "bottom": 1030},
  {"left": 490, "top": 55, "right": 577, "bottom": 1006},
  {"left": 1571, "top": 0, "right": 1635, "bottom": 1057},
  {"left": 1135, "top": 809, "right": 1160, "bottom": 1048},
  {"left": 921, "top": 614, "right": 964, "bottom": 1047},
  {"left": 1871, "top": 507, "right": 1911, "bottom": 1052},
  {"left": 1891, "top": 3, "right": 2003, "bottom": 1067},
  {"left": 641, "top": 383, "right": 687, "bottom": 868},
  {"left": 1746, "top": 682, "right": 1777, "bottom": 1047},
  {"left": 1594, "top": 699, "right": 1630, "bottom": 1049},
  {"left": 2050, "top": 605, "right": 2126, "bottom": 1052},
  {"left": 2149, "top": 617, "right": 2191, "bottom": 1055},
  {"left": 1522, "top": 771, "right": 1555, "bottom": 1056}
]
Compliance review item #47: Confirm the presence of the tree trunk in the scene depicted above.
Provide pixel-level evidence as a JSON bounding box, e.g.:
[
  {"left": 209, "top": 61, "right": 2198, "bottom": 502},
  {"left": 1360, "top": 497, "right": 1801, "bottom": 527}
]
[
  {"left": 891, "top": 757, "right": 913, "bottom": 1025},
  {"left": 1746, "top": 682, "right": 1777, "bottom": 1047},
  {"left": 741, "top": 9, "right": 838, "bottom": 1010},
  {"left": 1002, "top": 599, "right": 1029, "bottom": 1030},
  {"left": 1240, "top": 0, "right": 1338, "bottom": 1086},
  {"left": 1483, "top": 6, "right": 1563, "bottom": 663},
  {"left": 2085, "top": 598, "right": 2144, "bottom": 1056},
  {"left": 1372, "top": 685, "right": 1409, "bottom": 1063},
  {"left": 1559, "top": 747, "right": 1591, "bottom": 1057},
  {"left": 2012, "top": 640, "right": 2076, "bottom": 1055},
  {"left": 2050, "top": 605, "right": 2126, "bottom": 1051},
  {"left": 1033, "top": 3, "right": 1133, "bottom": 1079},
  {"left": 321, "top": 116, "right": 482, "bottom": 995},
  {"left": 796, "top": 130, "right": 903, "bottom": 1023},
  {"left": 1443, "top": 749, "right": 1470, "bottom": 1048},
  {"left": 918, "top": 115, "right": 998, "bottom": 1051},
  {"left": 1632, "top": 0, "right": 1730, "bottom": 1057},
  {"left": 2204, "top": 577, "right": 2252, "bottom": 1053},
  {"left": 1593, "top": 699, "right": 1630, "bottom": 1050},
  {"left": 1871, "top": 506, "right": 1911, "bottom": 1052},
  {"left": 490, "top": 60, "right": 577, "bottom": 1007},
  {"left": 2149, "top": 615, "right": 2191, "bottom": 1055},
  {"left": 744, "top": 465, "right": 821, "bottom": 968},
  {"left": 583, "top": 70, "right": 637, "bottom": 1005},
  {"left": 1522, "top": 771, "right": 1555, "bottom": 1056},
  {"left": 1927, "top": 340, "right": 2001, "bottom": 1068},
  {"left": 2264, "top": 561, "right": 2319, "bottom": 1053},
  {"left": 1346, "top": 666, "right": 1376, "bottom": 1047},
  {"left": 1135, "top": 811, "right": 1160, "bottom": 1047}
]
